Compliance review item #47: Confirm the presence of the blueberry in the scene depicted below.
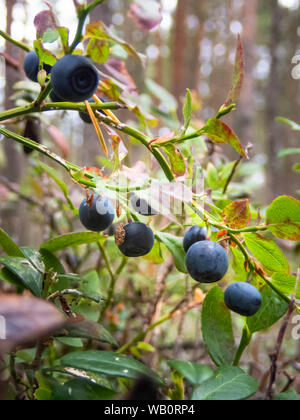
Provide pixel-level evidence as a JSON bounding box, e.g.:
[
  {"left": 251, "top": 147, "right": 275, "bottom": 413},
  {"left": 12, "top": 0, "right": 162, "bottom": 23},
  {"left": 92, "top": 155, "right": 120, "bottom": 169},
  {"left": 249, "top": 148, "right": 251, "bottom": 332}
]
[
  {"left": 24, "top": 51, "right": 52, "bottom": 82},
  {"left": 49, "top": 90, "right": 64, "bottom": 102},
  {"left": 130, "top": 193, "right": 158, "bottom": 217},
  {"left": 224, "top": 282, "right": 262, "bottom": 317},
  {"left": 50, "top": 55, "right": 99, "bottom": 102},
  {"left": 186, "top": 240, "right": 229, "bottom": 283},
  {"left": 23, "top": 117, "right": 41, "bottom": 155},
  {"left": 79, "top": 195, "right": 115, "bottom": 232},
  {"left": 79, "top": 98, "right": 106, "bottom": 123},
  {"left": 183, "top": 226, "right": 208, "bottom": 253},
  {"left": 116, "top": 222, "right": 155, "bottom": 257}
]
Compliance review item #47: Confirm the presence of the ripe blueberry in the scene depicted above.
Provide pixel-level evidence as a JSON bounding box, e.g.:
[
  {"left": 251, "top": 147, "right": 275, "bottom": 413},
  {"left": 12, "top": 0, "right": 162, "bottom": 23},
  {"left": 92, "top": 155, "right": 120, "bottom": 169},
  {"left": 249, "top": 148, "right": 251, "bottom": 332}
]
[
  {"left": 79, "top": 195, "right": 115, "bottom": 232},
  {"left": 24, "top": 51, "right": 52, "bottom": 82},
  {"left": 224, "top": 282, "right": 262, "bottom": 317},
  {"left": 79, "top": 98, "right": 106, "bottom": 123},
  {"left": 183, "top": 226, "right": 208, "bottom": 253},
  {"left": 50, "top": 55, "right": 99, "bottom": 102},
  {"left": 23, "top": 117, "right": 41, "bottom": 155},
  {"left": 49, "top": 90, "right": 64, "bottom": 102},
  {"left": 186, "top": 240, "right": 229, "bottom": 283},
  {"left": 130, "top": 193, "right": 158, "bottom": 216},
  {"left": 116, "top": 222, "right": 155, "bottom": 257}
]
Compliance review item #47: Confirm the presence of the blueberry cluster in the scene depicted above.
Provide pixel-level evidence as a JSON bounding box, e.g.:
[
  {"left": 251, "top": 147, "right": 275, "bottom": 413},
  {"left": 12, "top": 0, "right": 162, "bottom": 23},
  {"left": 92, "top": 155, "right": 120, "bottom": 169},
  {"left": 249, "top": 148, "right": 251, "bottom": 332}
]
[
  {"left": 183, "top": 225, "right": 261, "bottom": 317},
  {"left": 79, "top": 195, "right": 155, "bottom": 258},
  {"left": 24, "top": 52, "right": 99, "bottom": 103}
]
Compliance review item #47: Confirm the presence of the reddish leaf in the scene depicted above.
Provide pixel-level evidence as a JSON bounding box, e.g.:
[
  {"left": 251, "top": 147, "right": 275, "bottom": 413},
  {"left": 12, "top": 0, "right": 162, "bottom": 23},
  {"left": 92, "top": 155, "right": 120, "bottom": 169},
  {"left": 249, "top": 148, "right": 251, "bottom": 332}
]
[
  {"left": 121, "top": 161, "right": 150, "bottom": 183},
  {"left": 47, "top": 125, "right": 70, "bottom": 158},
  {"left": 202, "top": 118, "right": 247, "bottom": 158},
  {"left": 105, "top": 59, "right": 137, "bottom": 94},
  {"left": 222, "top": 200, "right": 251, "bottom": 229},
  {"left": 34, "top": 10, "right": 57, "bottom": 39},
  {"left": 128, "top": 0, "right": 163, "bottom": 31},
  {"left": 85, "top": 167, "right": 103, "bottom": 177},
  {"left": 0, "top": 294, "right": 65, "bottom": 353},
  {"left": 149, "top": 132, "right": 174, "bottom": 148},
  {"left": 225, "top": 34, "right": 244, "bottom": 107}
]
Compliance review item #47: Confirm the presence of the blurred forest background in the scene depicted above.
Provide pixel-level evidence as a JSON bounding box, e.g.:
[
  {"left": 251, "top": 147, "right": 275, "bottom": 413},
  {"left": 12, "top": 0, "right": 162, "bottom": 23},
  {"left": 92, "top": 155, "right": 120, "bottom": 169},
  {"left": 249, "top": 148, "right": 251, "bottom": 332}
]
[{"left": 0, "top": 0, "right": 300, "bottom": 246}]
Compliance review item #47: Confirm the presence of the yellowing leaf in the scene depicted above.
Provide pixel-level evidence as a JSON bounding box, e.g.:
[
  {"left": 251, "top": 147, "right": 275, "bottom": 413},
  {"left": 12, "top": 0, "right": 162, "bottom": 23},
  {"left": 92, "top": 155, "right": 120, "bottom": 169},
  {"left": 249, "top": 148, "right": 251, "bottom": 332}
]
[
  {"left": 202, "top": 118, "right": 247, "bottom": 158},
  {"left": 222, "top": 200, "right": 251, "bottom": 229}
]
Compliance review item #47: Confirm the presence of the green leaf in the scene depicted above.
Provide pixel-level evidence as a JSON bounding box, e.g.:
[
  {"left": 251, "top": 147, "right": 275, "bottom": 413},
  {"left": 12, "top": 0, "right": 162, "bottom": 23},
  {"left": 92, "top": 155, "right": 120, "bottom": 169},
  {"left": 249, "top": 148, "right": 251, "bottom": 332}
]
[
  {"left": 21, "top": 247, "right": 45, "bottom": 273},
  {"left": 52, "top": 379, "right": 117, "bottom": 401},
  {"left": 61, "top": 351, "right": 165, "bottom": 386},
  {"left": 0, "top": 228, "right": 25, "bottom": 257},
  {"left": 278, "top": 148, "right": 300, "bottom": 158},
  {"left": 87, "top": 39, "right": 110, "bottom": 64},
  {"left": 156, "top": 232, "right": 187, "bottom": 273},
  {"left": 145, "top": 79, "right": 178, "bottom": 112},
  {"left": 42, "top": 28, "right": 59, "bottom": 43},
  {"left": 271, "top": 273, "right": 300, "bottom": 299},
  {"left": 57, "top": 27, "right": 69, "bottom": 51},
  {"left": 243, "top": 233, "right": 289, "bottom": 274},
  {"left": 38, "top": 161, "right": 76, "bottom": 212},
  {"left": 247, "top": 285, "right": 288, "bottom": 333},
  {"left": 191, "top": 366, "right": 258, "bottom": 401},
  {"left": 0, "top": 257, "right": 43, "bottom": 297},
  {"left": 57, "top": 337, "right": 83, "bottom": 348},
  {"left": 201, "top": 118, "right": 247, "bottom": 158},
  {"left": 33, "top": 40, "right": 57, "bottom": 66},
  {"left": 231, "top": 247, "right": 248, "bottom": 282},
  {"left": 201, "top": 287, "right": 236, "bottom": 366},
  {"left": 182, "top": 89, "right": 192, "bottom": 135},
  {"left": 58, "top": 321, "right": 118, "bottom": 348},
  {"left": 80, "top": 270, "right": 105, "bottom": 302},
  {"left": 276, "top": 117, "right": 300, "bottom": 131},
  {"left": 143, "top": 241, "right": 164, "bottom": 264},
  {"left": 35, "top": 373, "right": 116, "bottom": 401},
  {"left": 293, "top": 163, "right": 300, "bottom": 172},
  {"left": 40, "top": 232, "right": 104, "bottom": 253},
  {"left": 222, "top": 200, "right": 250, "bottom": 229},
  {"left": 274, "top": 390, "right": 300, "bottom": 401},
  {"left": 167, "top": 361, "right": 213, "bottom": 386},
  {"left": 206, "top": 163, "right": 219, "bottom": 189},
  {"left": 85, "top": 21, "right": 143, "bottom": 64},
  {"left": 40, "top": 249, "right": 65, "bottom": 274},
  {"left": 266, "top": 195, "right": 300, "bottom": 241}
]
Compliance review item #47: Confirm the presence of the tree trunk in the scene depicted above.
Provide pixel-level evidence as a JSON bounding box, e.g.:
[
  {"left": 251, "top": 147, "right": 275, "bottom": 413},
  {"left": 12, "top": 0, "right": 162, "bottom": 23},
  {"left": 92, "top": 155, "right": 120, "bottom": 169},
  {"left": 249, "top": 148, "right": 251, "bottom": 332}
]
[
  {"left": 1, "top": 0, "right": 27, "bottom": 244},
  {"left": 265, "top": 0, "right": 284, "bottom": 201},
  {"left": 171, "top": 0, "right": 187, "bottom": 103},
  {"left": 3, "top": 0, "right": 22, "bottom": 183},
  {"left": 237, "top": 0, "right": 257, "bottom": 148}
]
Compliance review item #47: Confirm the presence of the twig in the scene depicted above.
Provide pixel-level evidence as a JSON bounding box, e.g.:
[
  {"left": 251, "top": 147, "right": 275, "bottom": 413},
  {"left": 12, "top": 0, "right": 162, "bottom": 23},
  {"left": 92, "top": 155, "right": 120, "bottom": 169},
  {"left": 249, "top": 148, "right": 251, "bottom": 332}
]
[
  {"left": 266, "top": 269, "right": 299, "bottom": 400},
  {"left": 145, "top": 258, "right": 174, "bottom": 328},
  {"left": 0, "top": 30, "right": 30, "bottom": 52},
  {"left": 223, "top": 156, "right": 243, "bottom": 194},
  {"left": 280, "top": 371, "right": 295, "bottom": 393},
  {"left": 98, "top": 242, "right": 127, "bottom": 321}
]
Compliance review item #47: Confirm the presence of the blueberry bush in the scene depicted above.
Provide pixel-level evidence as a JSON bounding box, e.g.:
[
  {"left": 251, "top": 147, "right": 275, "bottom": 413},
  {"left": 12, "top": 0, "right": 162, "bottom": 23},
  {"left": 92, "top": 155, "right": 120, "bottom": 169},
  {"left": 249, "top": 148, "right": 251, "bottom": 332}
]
[{"left": 0, "top": 0, "right": 299, "bottom": 401}]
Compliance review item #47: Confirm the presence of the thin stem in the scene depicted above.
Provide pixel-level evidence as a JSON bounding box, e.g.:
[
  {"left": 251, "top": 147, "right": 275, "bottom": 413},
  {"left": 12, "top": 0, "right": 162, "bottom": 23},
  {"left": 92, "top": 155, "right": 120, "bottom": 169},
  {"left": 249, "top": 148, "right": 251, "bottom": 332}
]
[
  {"left": 0, "top": 30, "right": 30, "bottom": 52},
  {"left": 97, "top": 115, "right": 175, "bottom": 181},
  {"left": 0, "top": 101, "right": 125, "bottom": 123},
  {"left": 0, "top": 127, "right": 70, "bottom": 170},
  {"left": 70, "top": 0, "right": 106, "bottom": 53},
  {"left": 98, "top": 242, "right": 127, "bottom": 320}
]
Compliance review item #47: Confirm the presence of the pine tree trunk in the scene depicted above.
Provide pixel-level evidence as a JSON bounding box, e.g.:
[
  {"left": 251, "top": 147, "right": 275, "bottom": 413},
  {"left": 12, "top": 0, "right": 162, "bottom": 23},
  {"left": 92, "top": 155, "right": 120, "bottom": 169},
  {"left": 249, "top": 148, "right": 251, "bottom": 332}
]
[{"left": 266, "top": 0, "right": 284, "bottom": 200}]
